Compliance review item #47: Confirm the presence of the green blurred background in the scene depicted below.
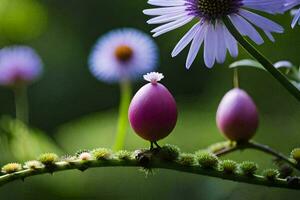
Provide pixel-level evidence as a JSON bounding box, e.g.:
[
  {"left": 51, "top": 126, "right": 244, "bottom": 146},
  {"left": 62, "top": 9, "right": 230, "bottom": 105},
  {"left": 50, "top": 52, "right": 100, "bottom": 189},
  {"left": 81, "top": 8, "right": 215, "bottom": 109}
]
[{"left": 0, "top": 0, "right": 300, "bottom": 199}]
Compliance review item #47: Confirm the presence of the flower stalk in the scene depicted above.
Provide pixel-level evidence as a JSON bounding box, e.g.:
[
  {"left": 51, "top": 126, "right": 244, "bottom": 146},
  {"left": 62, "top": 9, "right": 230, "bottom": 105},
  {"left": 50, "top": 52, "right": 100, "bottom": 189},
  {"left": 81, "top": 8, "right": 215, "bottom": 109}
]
[
  {"left": 113, "top": 80, "right": 132, "bottom": 150},
  {"left": 223, "top": 17, "right": 300, "bottom": 101},
  {"left": 233, "top": 68, "right": 240, "bottom": 88},
  {"left": 0, "top": 148, "right": 300, "bottom": 190},
  {"left": 13, "top": 85, "right": 29, "bottom": 124}
]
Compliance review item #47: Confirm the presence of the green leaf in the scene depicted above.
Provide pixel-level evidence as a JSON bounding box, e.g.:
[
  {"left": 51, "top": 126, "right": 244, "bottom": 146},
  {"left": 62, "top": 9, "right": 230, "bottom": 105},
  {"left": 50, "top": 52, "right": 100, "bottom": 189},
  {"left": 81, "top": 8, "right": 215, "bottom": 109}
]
[{"left": 229, "top": 59, "right": 265, "bottom": 70}]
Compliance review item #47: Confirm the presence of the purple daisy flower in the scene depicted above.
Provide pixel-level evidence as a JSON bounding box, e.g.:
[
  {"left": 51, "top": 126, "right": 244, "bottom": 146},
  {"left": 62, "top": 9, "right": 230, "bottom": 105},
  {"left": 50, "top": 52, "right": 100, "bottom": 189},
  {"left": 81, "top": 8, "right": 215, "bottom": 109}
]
[
  {"left": 89, "top": 28, "right": 159, "bottom": 83},
  {"left": 285, "top": 0, "right": 300, "bottom": 27},
  {"left": 144, "top": 0, "right": 285, "bottom": 69},
  {"left": 0, "top": 46, "right": 43, "bottom": 86}
]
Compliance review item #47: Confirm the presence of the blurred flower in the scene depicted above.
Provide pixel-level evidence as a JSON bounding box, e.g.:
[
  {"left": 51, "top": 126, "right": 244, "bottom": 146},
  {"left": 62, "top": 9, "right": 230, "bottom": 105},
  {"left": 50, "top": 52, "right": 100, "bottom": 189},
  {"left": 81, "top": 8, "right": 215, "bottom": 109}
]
[
  {"left": 0, "top": 46, "right": 43, "bottom": 87},
  {"left": 144, "top": 0, "right": 284, "bottom": 68},
  {"left": 89, "top": 28, "right": 158, "bottom": 83}
]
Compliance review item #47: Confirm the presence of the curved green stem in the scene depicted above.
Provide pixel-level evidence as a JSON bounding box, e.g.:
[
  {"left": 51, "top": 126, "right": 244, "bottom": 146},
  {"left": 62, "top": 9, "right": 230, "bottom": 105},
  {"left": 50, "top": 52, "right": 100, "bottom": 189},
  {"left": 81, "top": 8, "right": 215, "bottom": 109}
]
[
  {"left": 13, "top": 86, "right": 29, "bottom": 124},
  {"left": 213, "top": 141, "right": 299, "bottom": 171},
  {"left": 113, "top": 80, "right": 132, "bottom": 150},
  {"left": 223, "top": 17, "right": 300, "bottom": 101},
  {"left": 0, "top": 152, "right": 299, "bottom": 190}
]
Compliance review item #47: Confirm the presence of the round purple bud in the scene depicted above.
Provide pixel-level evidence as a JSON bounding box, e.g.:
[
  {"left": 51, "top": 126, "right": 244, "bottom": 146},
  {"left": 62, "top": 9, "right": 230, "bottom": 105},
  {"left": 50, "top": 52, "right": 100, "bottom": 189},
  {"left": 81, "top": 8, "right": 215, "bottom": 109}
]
[
  {"left": 0, "top": 46, "right": 43, "bottom": 87},
  {"left": 129, "top": 72, "right": 177, "bottom": 142},
  {"left": 216, "top": 88, "right": 259, "bottom": 142}
]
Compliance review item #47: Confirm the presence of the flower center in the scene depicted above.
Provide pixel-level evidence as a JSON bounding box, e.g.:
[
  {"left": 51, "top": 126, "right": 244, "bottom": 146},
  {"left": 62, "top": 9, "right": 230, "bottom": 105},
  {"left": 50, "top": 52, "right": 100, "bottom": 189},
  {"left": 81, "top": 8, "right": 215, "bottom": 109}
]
[
  {"left": 115, "top": 45, "right": 133, "bottom": 62},
  {"left": 187, "top": 0, "right": 242, "bottom": 20}
]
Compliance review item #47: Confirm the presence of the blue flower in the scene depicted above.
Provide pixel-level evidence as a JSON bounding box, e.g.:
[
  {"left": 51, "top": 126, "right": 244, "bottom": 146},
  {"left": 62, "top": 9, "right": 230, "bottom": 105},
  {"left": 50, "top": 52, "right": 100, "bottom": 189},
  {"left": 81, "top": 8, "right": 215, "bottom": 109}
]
[
  {"left": 0, "top": 46, "right": 43, "bottom": 86},
  {"left": 89, "top": 28, "right": 159, "bottom": 83},
  {"left": 144, "top": 0, "right": 285, "bottom": 69}
]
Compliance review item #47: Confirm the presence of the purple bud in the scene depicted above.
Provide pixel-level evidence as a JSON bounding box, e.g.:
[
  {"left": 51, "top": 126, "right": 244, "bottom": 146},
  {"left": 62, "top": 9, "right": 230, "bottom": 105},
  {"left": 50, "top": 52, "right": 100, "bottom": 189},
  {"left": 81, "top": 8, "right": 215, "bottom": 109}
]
[
  {"left": 216, "top": 88, "right": 259, "bottom": 142},
  {"left": 129, "top": 72, "right": 177, "bottom": 142}
]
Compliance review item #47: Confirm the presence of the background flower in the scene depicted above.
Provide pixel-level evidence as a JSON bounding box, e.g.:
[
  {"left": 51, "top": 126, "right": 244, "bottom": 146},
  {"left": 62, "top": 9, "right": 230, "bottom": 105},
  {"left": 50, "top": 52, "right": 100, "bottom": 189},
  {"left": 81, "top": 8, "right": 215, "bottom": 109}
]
[
  {"left": 89, "top": 28, "right": 159, "bottom": 83},
  {"left": 144, "top": 0, "right": 285, "bottom": 68},
  {"left": 0, "top": 46, "right": 43, "bottom": 86}
]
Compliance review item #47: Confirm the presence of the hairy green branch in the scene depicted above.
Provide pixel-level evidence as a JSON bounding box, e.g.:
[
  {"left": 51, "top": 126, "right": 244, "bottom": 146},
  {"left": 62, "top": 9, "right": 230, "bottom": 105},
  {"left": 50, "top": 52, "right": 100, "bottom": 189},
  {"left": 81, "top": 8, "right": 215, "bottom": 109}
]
[
  {"left": 209, "top": 141, "right": 300, "bottom": 171},
  {"left": 0, "top": 146, "right": 300, "bottom": 190}
]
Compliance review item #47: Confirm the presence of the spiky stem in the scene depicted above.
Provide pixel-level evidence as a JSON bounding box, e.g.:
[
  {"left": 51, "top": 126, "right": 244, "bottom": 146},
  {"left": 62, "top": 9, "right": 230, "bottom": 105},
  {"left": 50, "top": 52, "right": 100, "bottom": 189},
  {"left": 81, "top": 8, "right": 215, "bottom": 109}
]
[{"left": 0, "top": 149, "right": 300, "bottom": 190}]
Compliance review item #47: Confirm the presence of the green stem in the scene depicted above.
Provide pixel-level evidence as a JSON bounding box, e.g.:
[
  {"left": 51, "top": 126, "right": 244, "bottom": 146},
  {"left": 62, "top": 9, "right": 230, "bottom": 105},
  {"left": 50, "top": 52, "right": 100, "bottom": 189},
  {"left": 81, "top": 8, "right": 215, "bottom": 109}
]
[
  {"left": 13, "top": 86, "right": 29, "bottom": 124},
  {"left": 0, "top": 155, "right": 299, "bottom": 190},
  {"left": 214, "top": 141, "right": 299, "bottom": 171},
  {"left": 113, "top": 80, "right": 132, "bottom": 150},
  {"left": 223, "top": 17, "right": 300, "bottom": 101},
  {"left": 233, "top": 68, "right": 240, "bottom": 88}
]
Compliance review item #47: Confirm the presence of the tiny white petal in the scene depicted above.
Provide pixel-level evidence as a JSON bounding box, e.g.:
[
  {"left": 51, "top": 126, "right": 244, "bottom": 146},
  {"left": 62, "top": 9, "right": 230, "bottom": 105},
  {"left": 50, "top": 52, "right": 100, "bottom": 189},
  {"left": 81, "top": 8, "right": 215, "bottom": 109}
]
[{"left": 143, "top": 72, "right": 164, "bottom": 83}]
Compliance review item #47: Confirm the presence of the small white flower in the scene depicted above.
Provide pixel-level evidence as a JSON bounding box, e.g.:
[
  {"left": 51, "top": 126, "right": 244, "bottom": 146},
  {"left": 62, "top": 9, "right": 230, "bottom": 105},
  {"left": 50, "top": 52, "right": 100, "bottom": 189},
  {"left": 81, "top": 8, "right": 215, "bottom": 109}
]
[
  {"left": 23, "top": 160, "right": 44, "bottom": 170},
  {"left": 143, "top": 72, "right": 164, "bottom": 84},
  {"left": 79, "top": 152, "right": 93, "bottom": 161}
]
